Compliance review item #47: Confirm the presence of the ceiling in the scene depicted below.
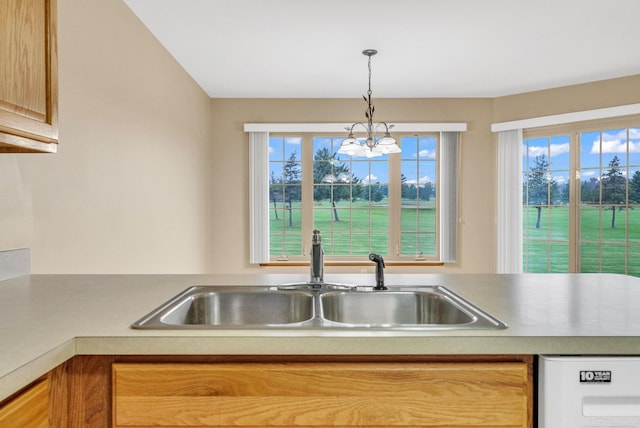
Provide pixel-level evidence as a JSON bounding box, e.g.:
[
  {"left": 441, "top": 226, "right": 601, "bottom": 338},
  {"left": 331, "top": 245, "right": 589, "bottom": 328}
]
[{"left": 122, "top": 0, "right": 640, "bottom": 99}]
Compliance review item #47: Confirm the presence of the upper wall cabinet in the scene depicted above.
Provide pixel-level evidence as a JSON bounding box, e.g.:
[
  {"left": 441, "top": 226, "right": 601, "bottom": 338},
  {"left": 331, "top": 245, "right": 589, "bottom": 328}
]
[{"left": 0, "top": 0, "right": 58, "bottom": 153}]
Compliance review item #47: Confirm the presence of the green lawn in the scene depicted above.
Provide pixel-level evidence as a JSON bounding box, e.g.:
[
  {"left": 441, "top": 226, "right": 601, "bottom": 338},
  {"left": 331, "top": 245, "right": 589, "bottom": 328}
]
[
  {"left": 524, "top": 206, "right": 640, "bottom": 276},
  {"left": 269, "top": 199, "right": 435, "bottom": 256},
  {"left": 270, "top": 202, "right": 639, "bottom": 277}
]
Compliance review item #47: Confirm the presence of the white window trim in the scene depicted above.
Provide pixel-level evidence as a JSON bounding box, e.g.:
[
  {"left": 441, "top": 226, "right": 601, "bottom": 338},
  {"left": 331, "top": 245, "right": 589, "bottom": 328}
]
[
  {"left": 244, "top": 123, "right": 467, "bottom": 133},
  {"left": 491, "top": 103, "right": 640, "bottom": 132},
  {"left": 247, "top": 123, "right": 466, "bottom": 264}
]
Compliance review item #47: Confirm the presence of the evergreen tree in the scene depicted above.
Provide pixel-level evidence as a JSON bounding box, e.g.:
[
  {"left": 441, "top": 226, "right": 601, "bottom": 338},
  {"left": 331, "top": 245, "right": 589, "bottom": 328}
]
[
  {"left": 401, "top": 173, "right": 409, "bottom": 199},
  {"left": 269, "top": 171, "right": 281, "bottom": 220},
  {"left": 525, "top": 155, "right": 555, "bottom": 229},
  {"left": 580, "top": 177, "right": 600, "bottom": 204},
  {"left": 601, "top": 155, "right": 627, "bottom": 228},
  {"left": 630, "top": 170, "right": 640, "bottom": 204},
  {"left": 282, "top": 152, "right": 301, "bottom": 227}
]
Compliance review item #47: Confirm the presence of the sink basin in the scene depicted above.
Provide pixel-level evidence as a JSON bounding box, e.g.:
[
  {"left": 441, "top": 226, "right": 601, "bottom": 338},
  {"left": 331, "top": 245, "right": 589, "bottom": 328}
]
[
  {"left": 132, "top": 287, "right": 314, "bottom": 328},
  {"left": 132, "top": 285, "right": 506, "bottom": 330},
  {"left": 321, "top": 290, "right": 475, "bottom": 326}
]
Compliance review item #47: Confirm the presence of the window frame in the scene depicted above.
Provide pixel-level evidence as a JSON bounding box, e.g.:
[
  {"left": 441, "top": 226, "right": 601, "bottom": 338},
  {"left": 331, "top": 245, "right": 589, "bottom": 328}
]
[
  {"left": 247, "top": 123, "right": 465, "bottom": 265},
  {"left": 518, "top": 116, "right": 640, "bottom": 275},
  {"left": 521, "top": 128, "right": 573, "bottom": 273},
  {"left": 494, "top": 104, "right": 640, "bottom": 274}
]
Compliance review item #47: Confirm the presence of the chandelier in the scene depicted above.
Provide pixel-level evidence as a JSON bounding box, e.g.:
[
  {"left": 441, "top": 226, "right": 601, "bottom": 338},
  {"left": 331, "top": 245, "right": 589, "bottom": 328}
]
[{"left": 337, "top": 49, "right": 400, "bottom": 158}]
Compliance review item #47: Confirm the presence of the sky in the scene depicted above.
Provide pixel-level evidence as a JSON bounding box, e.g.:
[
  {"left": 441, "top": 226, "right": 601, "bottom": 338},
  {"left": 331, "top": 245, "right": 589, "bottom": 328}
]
[
  {"left": 269, "top": 127, "right": 640, "bottom": 190},
  {"left": 269, "top": 136, "right": 438, "bottom": 187},
  {"left": 524, "top": 127, "right": 640, "bottom": 185}
]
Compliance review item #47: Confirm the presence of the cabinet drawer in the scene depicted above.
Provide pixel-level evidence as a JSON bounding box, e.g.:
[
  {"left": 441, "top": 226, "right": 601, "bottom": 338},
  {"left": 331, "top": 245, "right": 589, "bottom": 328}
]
[
  {"left": 113, "top": 362, "right": 530, "bottom": 427},
  {"left": 0, "top": 378, "right": 49, "bottom": 427}
]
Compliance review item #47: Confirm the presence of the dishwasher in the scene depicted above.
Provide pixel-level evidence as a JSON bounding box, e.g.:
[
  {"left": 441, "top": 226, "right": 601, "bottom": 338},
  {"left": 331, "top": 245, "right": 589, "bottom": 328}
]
[{"left": 539, "top": 356, "right": 640, "bottom": 427}]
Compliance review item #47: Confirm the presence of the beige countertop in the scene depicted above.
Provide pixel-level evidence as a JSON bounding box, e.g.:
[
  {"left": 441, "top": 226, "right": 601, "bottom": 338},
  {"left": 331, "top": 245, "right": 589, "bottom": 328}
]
[{"left": 2, "top": 272, "right": 640, "bottom": 400}]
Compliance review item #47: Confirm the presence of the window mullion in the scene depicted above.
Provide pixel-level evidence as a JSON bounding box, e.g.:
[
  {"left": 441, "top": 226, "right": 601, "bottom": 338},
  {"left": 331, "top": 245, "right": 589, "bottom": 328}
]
[
  {"left": 388, "top": 148, "right": 401, "bottom": 256},
  {"left": 301, "top": 135, "right": 314, "bottom": 257},
  {"left": 570, "top": 130, "right": 579, "bottom": 273}
]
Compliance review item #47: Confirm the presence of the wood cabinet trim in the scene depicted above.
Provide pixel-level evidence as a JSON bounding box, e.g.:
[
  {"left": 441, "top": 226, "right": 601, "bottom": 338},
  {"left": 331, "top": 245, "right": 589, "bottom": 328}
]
[{"left": 0, "top": 0, "right": 58, "bottom": 153}]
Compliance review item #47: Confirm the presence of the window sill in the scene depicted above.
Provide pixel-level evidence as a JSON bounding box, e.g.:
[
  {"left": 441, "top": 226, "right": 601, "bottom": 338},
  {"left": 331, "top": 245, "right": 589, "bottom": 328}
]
[{"left": 259, "top": 261, "right": 445, "bottom": 267}]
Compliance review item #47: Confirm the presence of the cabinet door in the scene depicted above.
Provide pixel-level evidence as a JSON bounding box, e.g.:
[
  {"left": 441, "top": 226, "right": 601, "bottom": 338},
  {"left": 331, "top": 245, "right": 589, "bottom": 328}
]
[
  {"left": 113, "top": 362, "right": 531, "bottom": 428},
  {"left": 0, "top": 0, "right": 58, "bottom": 153},
  {"left": 0, "top": 378, "right": 49, "bottom": 427}
]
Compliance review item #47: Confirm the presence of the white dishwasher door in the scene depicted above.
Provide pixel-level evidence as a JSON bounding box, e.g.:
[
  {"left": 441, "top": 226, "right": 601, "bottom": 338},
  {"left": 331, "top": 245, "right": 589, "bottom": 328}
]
[{"left": 539, "top": 356, "right": 640, "bottom": 428}]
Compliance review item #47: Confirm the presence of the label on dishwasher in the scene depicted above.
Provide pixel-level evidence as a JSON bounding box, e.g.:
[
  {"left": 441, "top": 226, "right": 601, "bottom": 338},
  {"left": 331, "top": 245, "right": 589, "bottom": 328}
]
[{"left": 580, "top": 370, "right": 612, "bottom": 383}]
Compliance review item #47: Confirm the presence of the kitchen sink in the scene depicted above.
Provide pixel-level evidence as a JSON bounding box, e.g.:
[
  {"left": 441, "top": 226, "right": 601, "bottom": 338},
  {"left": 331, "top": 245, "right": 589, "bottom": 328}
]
[
  {"left": 133, "top": 287, "right": 315, "bottom": 328},
  {"left": 321, "top": 290, "right": 476, "bottom": 326},
  {"left": 132, "top": 285, "right": 506, "bottom": 330}
]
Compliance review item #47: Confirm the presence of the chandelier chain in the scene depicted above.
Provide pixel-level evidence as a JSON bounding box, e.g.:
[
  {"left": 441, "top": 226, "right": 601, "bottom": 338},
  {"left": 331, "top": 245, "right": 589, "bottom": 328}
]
[{"left": 367, "top": 54, "right": 373, "bottom": 99}]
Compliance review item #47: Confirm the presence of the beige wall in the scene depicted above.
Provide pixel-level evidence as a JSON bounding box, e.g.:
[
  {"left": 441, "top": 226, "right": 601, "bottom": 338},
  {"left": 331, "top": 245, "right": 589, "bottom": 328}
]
[
  {"left": 2, "top": 0, "right": 640, "bottom": 275},
  {"left": 208, "top": 77, "right": 640, "bottom": 274},
  {"left": 493, "top": 74, "right": 640, "bottom": 122},
  {"left": 209, "top": 98, "right": 497, "bottom": 274},
  {"left": 9, "top": 0, "right": 216, "bottom": 273}
]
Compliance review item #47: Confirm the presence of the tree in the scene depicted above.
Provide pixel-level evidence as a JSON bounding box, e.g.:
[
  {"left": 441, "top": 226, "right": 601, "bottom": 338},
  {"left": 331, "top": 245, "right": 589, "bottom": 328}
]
[
  {"left": 560, "top": 182, "right": 570, "bottom": 205},
  {"left": 419, "top": 182, "right": 434, "bottom": 201},
  {"left": 313, "top": 148, "right": 359, "bottom": 222},
  {"left": 401, "top": 173, "right": 433, "bottom": 202},
  {"left": 525, "top": 155, "right": 557, "bottom": 229},
  {"left": 282, "top": 152, "right": 301, "bottom": 227},
  {"left": 269, "top": 171, "right": 281, "bottom": 220},
  {"left": 630, "top": 170, "right": 640, "bottom": 204},
  {"left": 370, "top": 183, "right": 385, "bottom": 203},
  {"left": 401, "top": 173, "right": 410, "bottom": 199},
  {"left": 601, "top": 155, "right": 627, "bottom": 228},
  {"left": 581, "top": 177, "right": 600, "bottom": 204}
]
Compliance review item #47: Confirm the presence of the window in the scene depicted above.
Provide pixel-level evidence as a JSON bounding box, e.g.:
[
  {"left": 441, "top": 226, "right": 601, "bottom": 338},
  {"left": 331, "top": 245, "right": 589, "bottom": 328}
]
[
  {"left": 311, "top": 136, "right": 390, "bottom": 256},
  {"left": 520, "top": 120, "right": 640, "bottom": 276},
  {"left": 522, "top": 134, "right": 571, "bottom": 272},
  {"left": 579, "top": 126, "right": 640, "bottom": 275},
  {"left": 400, "top": 135, "right": 438, "bottom": 257},
  {"left": 248, "top": 124, "right": 463, "bottom": 264},
  {"left": 268, "top": 136, "right": 302, "bottom": 257}
]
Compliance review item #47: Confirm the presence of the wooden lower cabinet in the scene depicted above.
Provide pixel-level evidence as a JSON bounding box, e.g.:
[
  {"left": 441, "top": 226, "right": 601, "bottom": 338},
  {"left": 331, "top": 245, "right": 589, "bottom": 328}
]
[
  {"left": 0, "top": 378, "right": 50, "bottom": 427},
  {"left": 0, "top": 355, "right": 532, "bottom": 427},
  {"left": 112, "top": 359, "right": 532, "bottom": 428},
  {"left": 0, "top": 363, "right": 66, "bottom": 428}
]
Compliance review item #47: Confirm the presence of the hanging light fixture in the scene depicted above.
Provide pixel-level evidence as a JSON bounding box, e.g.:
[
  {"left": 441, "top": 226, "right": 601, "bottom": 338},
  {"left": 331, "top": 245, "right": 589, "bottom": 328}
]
[{"left": 338, "top": 49, "right": 400, "bottom": 158}]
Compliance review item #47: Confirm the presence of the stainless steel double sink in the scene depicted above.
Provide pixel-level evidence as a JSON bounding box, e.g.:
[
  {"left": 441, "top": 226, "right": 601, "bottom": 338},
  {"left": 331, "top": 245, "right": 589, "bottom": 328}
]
[{"left": 132, "top": 285, "right": 506, "bottom": 330}]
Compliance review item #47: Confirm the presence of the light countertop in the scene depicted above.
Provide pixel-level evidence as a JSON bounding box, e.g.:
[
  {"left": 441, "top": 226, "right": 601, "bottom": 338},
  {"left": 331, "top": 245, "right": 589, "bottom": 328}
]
[{"left": 2, "top": 272, "right": 640, "bottom": 400}]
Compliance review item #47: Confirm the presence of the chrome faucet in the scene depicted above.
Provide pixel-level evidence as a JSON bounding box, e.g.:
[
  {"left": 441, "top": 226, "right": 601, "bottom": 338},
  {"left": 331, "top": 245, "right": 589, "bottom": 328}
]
[{"left": 310, "top": 230, "right": 324, "bottom": 285}]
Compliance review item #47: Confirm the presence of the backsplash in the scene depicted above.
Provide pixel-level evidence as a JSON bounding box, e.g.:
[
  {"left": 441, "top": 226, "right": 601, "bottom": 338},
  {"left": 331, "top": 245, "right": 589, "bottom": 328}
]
[{"left": 0, "top": 248, "right": 30, "bottom": 281}]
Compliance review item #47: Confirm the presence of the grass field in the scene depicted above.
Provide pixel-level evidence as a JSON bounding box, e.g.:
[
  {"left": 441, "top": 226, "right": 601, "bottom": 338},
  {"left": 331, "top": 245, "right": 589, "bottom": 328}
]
[
  {"left": 524, "top": 206, "right": 640, "bottom": 276},
  {"left": 269, "top": 199, "right": 436, "bottom": 257},
  {"left": 270, "top": 201, "right": 639, "bottom": 277}
]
